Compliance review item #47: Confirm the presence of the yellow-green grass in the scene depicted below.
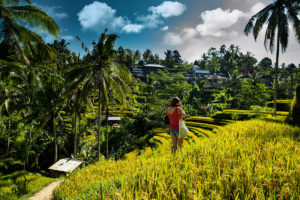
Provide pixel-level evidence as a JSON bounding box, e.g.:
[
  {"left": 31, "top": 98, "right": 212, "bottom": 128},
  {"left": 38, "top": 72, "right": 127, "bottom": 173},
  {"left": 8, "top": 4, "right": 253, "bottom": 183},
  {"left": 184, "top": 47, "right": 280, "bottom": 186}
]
[
  {"left": 187, "top": 116, "right": 234, "bottom": 125},
  {"left": 54, "top": 119, "right": 300, "bottom": 199},
  {"left": 185, "top": 121, "right": 222, "bottom": 131},
  {"left": 0, "top": 171, "right": 55, "bottom": 200},
  {"left": 188, "top": 126, "right": 215, "bottom": 138},
  {"left": 223, "top": 109, "right": 289, "bottom": 116},
  {"left": 259, "top": 114, "right": 287, "bottom": 123}
]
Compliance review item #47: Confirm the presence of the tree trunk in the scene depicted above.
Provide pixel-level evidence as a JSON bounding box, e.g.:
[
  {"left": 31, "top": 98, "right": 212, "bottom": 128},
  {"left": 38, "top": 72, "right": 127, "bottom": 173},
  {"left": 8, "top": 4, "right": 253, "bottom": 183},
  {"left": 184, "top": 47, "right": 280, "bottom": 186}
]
[
  {"left": 273, "top": 29, "right": 280, "bottom": 116},
  {"left": 97, "top": 87, "right": 101, "bottom": 161},
  {"left": 106, "top": 104, "right": 109, "bottom": 158},
  {"left": 73, "top": 110, "right": 77, "bottom": 158},
  {"left": 78, "top": 114, "right": 81, "bottom": 153},
  {"left": 6, "top": 119, "right": 10, "bottom": 155},
  {"left": 52, "top": 114, "right": 57, "bottom": 162},
  {"left": 25, "top": 129, "right": 32, "bottom": 170}
]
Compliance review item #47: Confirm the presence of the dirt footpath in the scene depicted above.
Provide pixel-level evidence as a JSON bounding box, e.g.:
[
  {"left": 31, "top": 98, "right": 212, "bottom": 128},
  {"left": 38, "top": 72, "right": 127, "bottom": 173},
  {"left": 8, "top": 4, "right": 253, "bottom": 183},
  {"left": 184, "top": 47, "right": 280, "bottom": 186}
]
[{"left": 29, "top": 179, "right": 63, "bottom": 200}]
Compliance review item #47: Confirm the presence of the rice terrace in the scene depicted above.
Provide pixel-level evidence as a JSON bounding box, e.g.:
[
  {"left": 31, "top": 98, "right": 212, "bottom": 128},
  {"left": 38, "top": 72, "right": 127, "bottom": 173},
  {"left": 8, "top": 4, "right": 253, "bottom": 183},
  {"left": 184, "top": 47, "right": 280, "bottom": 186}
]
[{"left": 0, "top": 0, "right": 299, "bottom": 199}]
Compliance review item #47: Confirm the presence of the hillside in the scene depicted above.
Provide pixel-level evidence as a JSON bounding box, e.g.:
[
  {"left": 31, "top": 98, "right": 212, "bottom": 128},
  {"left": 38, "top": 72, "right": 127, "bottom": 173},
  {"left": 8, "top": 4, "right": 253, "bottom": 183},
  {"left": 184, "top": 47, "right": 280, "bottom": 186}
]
[{"left": 53, "top": 116, "right": 300, "bottom": 199}]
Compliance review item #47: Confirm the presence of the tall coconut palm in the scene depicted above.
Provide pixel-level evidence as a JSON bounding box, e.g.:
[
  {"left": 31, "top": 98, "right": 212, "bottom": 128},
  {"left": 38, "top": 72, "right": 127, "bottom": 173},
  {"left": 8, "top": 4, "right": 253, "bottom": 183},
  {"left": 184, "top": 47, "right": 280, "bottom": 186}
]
[
  {"left": 244, "top": 0, "right": 300, "bottom": 115},
  {"left": 69, "top": 29, "right": 133, "bottom": 160},
  {"left": 65, "top": 78, "right": 92, "bottom": 159},
  {"left": 0, "top": 60, "right": 26, "bottom": 155},
  {"left": 27, "top": 72, "right": 66, "bottom": 162},
  {"left": 228, "top": 70, "right": 243, "bottom": 96},
  {"left": 0, "top": 0, "right": 60, "bottom": 64},
  {"left": 103, "top": 63, "right": 133, "bottom": 158}
]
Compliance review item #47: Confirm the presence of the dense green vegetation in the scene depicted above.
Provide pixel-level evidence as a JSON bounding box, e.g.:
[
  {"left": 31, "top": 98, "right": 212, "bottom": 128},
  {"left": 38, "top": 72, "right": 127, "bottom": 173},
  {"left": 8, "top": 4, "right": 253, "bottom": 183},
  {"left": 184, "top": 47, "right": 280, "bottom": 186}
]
[{"left": 0, "top": 0, "right": 299, "bottom": 199}]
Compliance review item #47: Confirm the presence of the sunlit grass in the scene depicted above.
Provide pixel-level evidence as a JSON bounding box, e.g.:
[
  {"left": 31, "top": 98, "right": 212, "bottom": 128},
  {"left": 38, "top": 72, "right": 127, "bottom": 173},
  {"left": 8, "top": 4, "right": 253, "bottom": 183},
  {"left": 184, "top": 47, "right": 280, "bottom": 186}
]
[
  {"left": 54, "top": 118, "right": 300, "bottom": 199},
  {"left": 223, "top": 109, "right": 289, "bottom": 116},
  {"left": 0, "top": 171, "right": 55, "bottom": 200}
]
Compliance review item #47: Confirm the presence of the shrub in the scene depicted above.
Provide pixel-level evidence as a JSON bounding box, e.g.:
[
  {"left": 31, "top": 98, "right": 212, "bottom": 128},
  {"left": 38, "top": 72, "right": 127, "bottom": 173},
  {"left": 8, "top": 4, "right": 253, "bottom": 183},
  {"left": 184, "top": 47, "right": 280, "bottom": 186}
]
[
  {"left": 288, "top": 84, "right": 300, "bottom": 126},
  {"left": 266, "top": 100, "right": 292, "bottom": 111},
  {"left": 211, "top": 111, "right": 261, "bottom": 120},
  {"left": 250, "top": 105, "right": 273, "bottom": 112},
  {"left": 0, "top": 158, "right": 24, "bottom": 174}
]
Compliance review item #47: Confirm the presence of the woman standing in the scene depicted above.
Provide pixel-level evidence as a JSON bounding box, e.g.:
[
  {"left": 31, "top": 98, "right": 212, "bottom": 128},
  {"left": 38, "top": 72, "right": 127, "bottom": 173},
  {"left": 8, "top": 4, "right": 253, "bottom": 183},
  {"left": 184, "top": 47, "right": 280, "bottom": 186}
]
[{"left": 166, "top": 97, "right": 186, "bottom": 154}]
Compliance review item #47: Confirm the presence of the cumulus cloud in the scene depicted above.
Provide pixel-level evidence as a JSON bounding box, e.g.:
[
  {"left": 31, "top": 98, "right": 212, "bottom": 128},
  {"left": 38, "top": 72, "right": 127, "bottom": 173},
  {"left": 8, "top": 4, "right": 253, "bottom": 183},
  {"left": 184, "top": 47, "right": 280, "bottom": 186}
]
[
  {"left": 78, "top": 2, "right": 118, "bottom": 30},
  {"left": 137, "top": 14, "right": 163, "bottom": 28},
  {"left": 163, "top": 32, "right": 184, "bottom": 46},
  {"left": 137, "top": 1, "right": 186, "bottom": 28},
  {"left": 38, "top": 5, "right": 68, "bottom": 20},
  {"left": 111, "top": 16, "right": 128, "bottom": 29},
  {"left": 222, "top": 0, "right": 270, "bottom": 12},
  {"left": 249, "top": 2, "right": 267, "bottom": 16},
  {"left": 122, "top": 24, "right": 144, "bottom": 33},
  {"left": 162, "top": 1, "right": 300, "bottom": 65},
  {"left": 196, "top": 8, "right": 246, "bottom": 37},
  {"left": 161, "top": 26, "right": 169, "bottom": 31},
  {"left": 77, "top": 1, "right": 186, "bottom": 33},
  {"left": 163, "top": 7, "right": 246, "bottom": 46},
  {"left": 149, "top": 1, "right": 186, "bottom": 18}
]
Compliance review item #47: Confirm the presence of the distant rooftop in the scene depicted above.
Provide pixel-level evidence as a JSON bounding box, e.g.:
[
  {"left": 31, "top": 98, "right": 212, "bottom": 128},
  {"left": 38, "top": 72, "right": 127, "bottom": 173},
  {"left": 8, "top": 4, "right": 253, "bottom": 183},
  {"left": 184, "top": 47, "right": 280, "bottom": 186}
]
[
  {"left": 108, "top": 116, "right": 121, "bottom": 121},
  {"left": 49, "top": 158, "right": 84, "bottom": 173},
  {"left": 194, "top": 70, "right": 210, "bottom": 73},
  {"left": 144, "top": 64, "right": 165, "bottom": 68},
  {"left": 132, "top": 68, "right": 143, "bottom": 72}
]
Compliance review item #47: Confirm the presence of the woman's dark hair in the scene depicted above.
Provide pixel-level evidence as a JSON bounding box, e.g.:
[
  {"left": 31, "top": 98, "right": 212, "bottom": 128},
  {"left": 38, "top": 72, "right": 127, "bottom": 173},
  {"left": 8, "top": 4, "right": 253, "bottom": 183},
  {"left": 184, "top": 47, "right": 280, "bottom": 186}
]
[{"left": 170, "top": 97, "right": 180, "bottom": 107}]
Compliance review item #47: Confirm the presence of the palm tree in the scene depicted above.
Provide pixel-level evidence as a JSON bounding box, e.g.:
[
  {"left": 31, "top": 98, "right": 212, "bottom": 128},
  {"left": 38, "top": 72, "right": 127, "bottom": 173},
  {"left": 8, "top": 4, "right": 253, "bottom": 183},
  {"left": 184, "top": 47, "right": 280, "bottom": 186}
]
[
  {"left": 0, "top": 60, "right": 27, "bottom": 155},
  {"left": 65, "top": 76, "right": 92, "bottom": 159},
  {"left": 27, "top": 71, "right": 66, "bottom": 162},
  {"left": 206, "top": 57, "right": 221, "bottom": 75},
  {"left": 134, "top": 50, "right": 141, "bottom": 64},
  {"left": 248, "top": 71, "right": 262, "bottom": 87},
  {"left": 143, "top": 49, "right": 152, "bottom": 64},
  {"left": 49, "top": 39, "right": 72, "bottom": 72},
  {"left": 244, "top": 0, "right": 300, "bottom": 115},
  {"left": 70, "top": 29, "right": 133, "bottom": 160},
  {"left": 0, "top": 0, "right": 60, "bottom": 64},
  {"left": 228, "top": 70, "right": 243, "bottom": 96}
]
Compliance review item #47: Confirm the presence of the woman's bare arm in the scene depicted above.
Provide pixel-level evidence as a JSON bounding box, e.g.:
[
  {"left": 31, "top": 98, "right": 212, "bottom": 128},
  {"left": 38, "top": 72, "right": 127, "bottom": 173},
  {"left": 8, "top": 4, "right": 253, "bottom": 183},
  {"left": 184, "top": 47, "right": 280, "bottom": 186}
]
[{"left": 178, "top": 107, "right": 186, "bottom": 118}]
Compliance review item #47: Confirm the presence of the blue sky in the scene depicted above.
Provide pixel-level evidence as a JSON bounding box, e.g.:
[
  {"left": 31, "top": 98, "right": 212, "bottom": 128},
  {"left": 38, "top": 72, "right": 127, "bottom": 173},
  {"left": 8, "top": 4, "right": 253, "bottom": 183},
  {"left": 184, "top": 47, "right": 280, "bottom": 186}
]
[{"left": 33, "top": 0, "right": 299, "bottom": 65}]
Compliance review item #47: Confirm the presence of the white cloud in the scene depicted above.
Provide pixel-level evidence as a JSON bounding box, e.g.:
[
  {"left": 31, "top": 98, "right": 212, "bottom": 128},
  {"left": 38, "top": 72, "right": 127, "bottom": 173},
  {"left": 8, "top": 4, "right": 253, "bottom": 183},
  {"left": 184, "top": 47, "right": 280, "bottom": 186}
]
[
  {"left": 39, "top": 5, "right": 68, "bottom": 20},
  {"left": 149, "top": 1, "right": 186, "bottom": 18},
  {"left": 78, "top": 1, "right": 186, "bottom": 33},
  {"left": 78, "top": 2, "right": 117, "bottom": 30},
  {"left": 249, "top": 2, "right": 266, "bottom": 16},
  {"left": 163, "top": 32, "right": 184, "bottom": 46},
  {"left": 162, "top": 2, "right": 300, "bottom": 65},
  {"left": 61, "top": 35, "right": 75, "bottom": 41},
  {"left": 161, "top": 26, "right": 169, "bottom": 31},
  {"left": 111, "top": 16, "right": 128, "bottom": 29},
  {"left": 137, "top": 14, "right": 163, "bottom": 28},
  {"left": 162, "top": 7, "right": 245, "bottom": 46},
  {"left": 122, "top": 24, "right": 144, "bottom": 33},
  {"left": 137, "top": 1, "right": 186, "bottom": 29},
  {"left": 196, "top": 8, "right": 246, "bottom": 37},
  {"left": 182, "top": 28, "right": 197, "bottom": 40}
]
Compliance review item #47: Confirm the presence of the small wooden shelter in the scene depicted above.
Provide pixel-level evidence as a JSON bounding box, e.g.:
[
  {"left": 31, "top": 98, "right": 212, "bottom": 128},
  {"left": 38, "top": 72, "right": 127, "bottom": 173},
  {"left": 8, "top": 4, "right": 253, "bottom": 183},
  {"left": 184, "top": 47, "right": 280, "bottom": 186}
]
[{"left": 48, "top": 158, "right": 84, "bottom": 174}]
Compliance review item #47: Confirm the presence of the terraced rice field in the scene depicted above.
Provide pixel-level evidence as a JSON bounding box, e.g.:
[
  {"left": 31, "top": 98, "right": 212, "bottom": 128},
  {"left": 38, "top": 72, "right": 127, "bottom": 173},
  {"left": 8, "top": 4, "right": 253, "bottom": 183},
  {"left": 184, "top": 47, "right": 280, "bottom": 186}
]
[
  {"left": 54, "top": 116, "right": 227, "bottom": 199},
  {"left": 54, "top": 115, "right": 299, "bottom": 199}
]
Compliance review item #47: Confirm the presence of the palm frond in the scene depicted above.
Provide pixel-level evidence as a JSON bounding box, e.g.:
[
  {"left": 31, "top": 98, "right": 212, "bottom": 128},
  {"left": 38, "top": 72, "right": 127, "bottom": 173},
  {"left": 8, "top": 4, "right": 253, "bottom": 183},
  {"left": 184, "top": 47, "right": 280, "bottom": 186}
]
[
  {"left": 278, "top": 11, "right": 289, "bottom": 52},
  {"left": 10, "top": 5, "right": 60, "bottom": 37},
  {"left": 286, "top": 1, "right": 300, "bottom": 42},
  {"left": 264, "top": 10, "right": 278, "bottom": 53},
  {"left": 244, "top": 4, "right": 273, "bottom": 37},
  {"left": 76, "top": 36, "right": 91, "bottom": 55},
  {"left": 252, "top": 8, "right": 272, "bottom": 40}
]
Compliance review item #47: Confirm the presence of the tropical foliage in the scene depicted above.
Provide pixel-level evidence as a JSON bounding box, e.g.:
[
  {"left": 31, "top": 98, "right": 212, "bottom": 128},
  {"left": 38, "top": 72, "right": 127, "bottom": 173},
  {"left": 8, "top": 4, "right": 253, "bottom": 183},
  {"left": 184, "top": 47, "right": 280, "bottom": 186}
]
[{"left": 0, "top": 1, "right": 299, "bottom": 199}]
